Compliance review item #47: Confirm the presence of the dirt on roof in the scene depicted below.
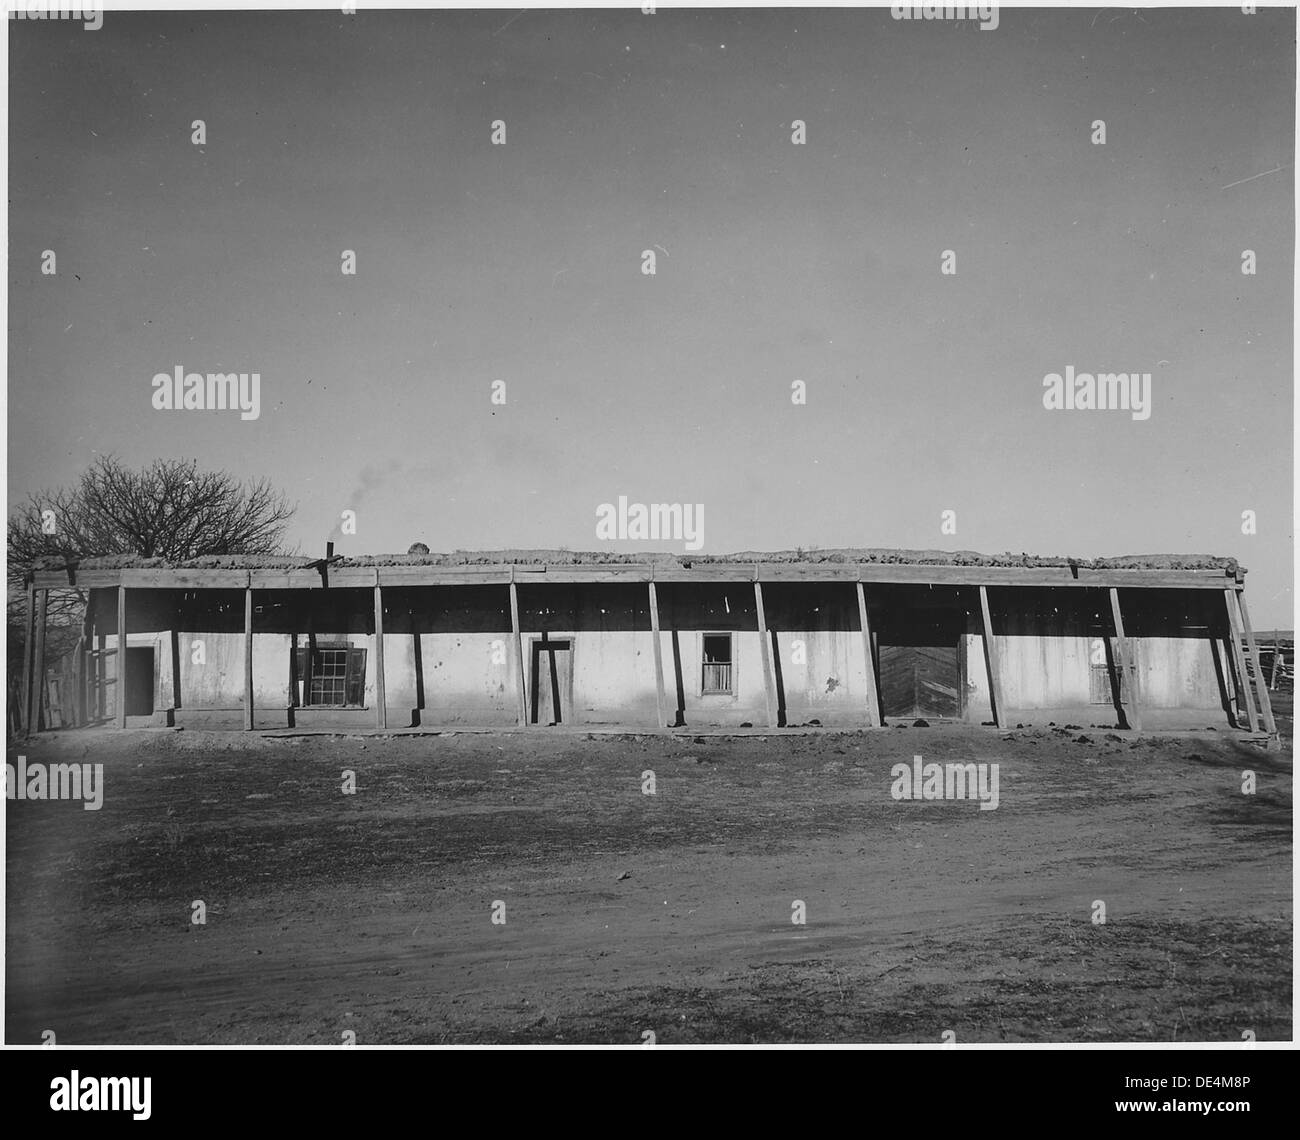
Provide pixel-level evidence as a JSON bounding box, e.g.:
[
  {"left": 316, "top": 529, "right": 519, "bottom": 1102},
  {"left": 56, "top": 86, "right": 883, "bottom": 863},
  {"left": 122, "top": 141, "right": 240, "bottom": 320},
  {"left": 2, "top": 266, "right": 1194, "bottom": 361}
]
[{"left": 35, "top": 548, "right": 1242, "bottom": 574}]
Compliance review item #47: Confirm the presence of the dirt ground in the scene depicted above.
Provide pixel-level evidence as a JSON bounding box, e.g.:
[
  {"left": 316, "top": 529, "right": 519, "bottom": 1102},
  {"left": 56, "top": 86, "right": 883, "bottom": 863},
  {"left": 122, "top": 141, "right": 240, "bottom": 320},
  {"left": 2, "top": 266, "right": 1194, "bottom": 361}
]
[{"left": 5, "top": 704, "right": 1292, "bottom": 1044}]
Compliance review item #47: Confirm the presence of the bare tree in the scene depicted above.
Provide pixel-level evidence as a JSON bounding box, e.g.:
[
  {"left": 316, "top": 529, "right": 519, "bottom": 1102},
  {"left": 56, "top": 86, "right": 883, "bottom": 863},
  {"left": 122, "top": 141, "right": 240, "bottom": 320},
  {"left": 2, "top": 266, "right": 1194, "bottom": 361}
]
[
  {"left": 8, "top": 455, "right": 295, "bottom": 575},
  {"left": 8, "top": 457, "right": 297, "bottom": 717}
]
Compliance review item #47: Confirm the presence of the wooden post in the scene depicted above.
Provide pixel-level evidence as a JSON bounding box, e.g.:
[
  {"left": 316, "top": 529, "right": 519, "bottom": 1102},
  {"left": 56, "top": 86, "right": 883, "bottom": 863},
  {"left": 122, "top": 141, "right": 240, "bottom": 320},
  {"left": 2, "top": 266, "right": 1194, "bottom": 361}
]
[
  {"left": 21, "top": 584, "right": 36, "bottom": 734},
  {"left": 754, "top": 575, "right": 776, "bottom": 729},
  {"left": 1223, "top": 588, "right": 1257, "bottom": 732},
  {"left": 32, "top": 587, "right": 47, "bottom": 727},
  {"left": 509, "top": 574, "right": 528, "bottom": 726},
  {"left": 169, "top": 628, "right": 183, "bottom": 716},
  {"left": 71, "top": 636, "right": 83, "bottom": 729},
  {"left": 373, "top": 577, "right": 387, "bottom": 729},
  {"left": 1270, "top": 630, "right": 1282, "bottom": 690},
  {"left": 289, "top": 631, "right": 299, "bottom": 718},
  {"left": 243, "top": 584, "right": 254, "bottom": 731},
  {"left": 1222, "top": 634, "right": 1242, "bottom": 724},
  {"left": 855, "top": 581, "right": 882, "bottom": 727},
  {"left": 1236, "top": 591, "right": 1276, "bottom": 735},
  {"left": 648, "top": 578, "right": 667, "bottom": 730},
  {"left": 33, "top": 587, "right": 49, "bottom": 727},
  {"left": 116, "top": 585, "right": 126, "bottom": 728},
  {"left": 1108, "top": 588, "right": 1143, "bottom": 731},
  {"left": 80, "top": 603, "right": 93, "bottom": 727},
  {"left": 32, "top": 590, "right": 49, "bottom": 732},
  {"left": 95, "top": 625, "right": 106, "bottom": 722},
  {"left": 978, "top": 586, "right": 1006, "bottom": 728},
  {"left": 303, "top": 605, "right": 315, "bottom": 708}
]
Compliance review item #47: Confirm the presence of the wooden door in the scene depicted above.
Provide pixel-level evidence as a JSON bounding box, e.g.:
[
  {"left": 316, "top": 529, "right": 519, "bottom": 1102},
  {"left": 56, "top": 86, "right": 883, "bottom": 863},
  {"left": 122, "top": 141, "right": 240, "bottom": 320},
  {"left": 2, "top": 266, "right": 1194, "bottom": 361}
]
[{"left": 879, "top": 643, "right": 960, "bottom": 719}]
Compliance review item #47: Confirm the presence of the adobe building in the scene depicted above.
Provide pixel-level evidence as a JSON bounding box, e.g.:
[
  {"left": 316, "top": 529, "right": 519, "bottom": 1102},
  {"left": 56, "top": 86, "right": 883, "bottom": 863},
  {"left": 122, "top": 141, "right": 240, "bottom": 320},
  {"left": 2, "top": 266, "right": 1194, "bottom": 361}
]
[{"left": 18, "top": 548, "right": 1277, "bottom": 737}]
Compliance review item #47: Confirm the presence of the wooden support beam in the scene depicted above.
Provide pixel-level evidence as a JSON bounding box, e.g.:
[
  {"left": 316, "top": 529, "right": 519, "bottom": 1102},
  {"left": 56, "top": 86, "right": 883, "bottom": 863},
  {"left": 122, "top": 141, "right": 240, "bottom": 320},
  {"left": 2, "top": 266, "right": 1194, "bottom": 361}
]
[
  {"left": 1221, "top": 635, "right": 1243, "bottom": 726},
  {"left": 95, "top": 626, "right": 106, "bottom": 723},
  {"left": 1269, "top": 630, "right": 1281, "bottom": 690},
  {"left": 70, "top": 636, "right": 83, "bottom": 729},
  {"left": 21, "top": 584, "right": 36, "bottom": 734},
  {"left": 243, "top": 586, "right": 254, "bottom": 731},
  {"left": 754, "top": 578, "right": 777, "bottom": 729},
  {"left": 648, "top": 579, "right": 667, "bottom": 730},
  {"left": 1235, "top": 591, "right": 1275, "bottom": 735},
  {"left": 35, "top": 561, "right": 1243, "bottom": 593},
  {"left": 303, "top": 605, "right": 315, "bottom": 710},
  {"left": 978, "top": 586, "right": 1006, "bottom": 728},
  {"left": 80, "top": 603, "right": 93, "bottom": 727},
  {"left": 373, "top": 580, "right": 387, "bottom": 729},
  {"left": 1223, "top": 589, "right": 1257, "bottom": 732},
  {"left": 1108, "top": 588, "right": 1142, "bottom": 731},
  {"left": 289, "top": 631, "right": 299, "bottom": 721},
  {"left": 115, "top": 585, "right": 127, "bottom": 729},
  {"left": 169, "top": 628, "right": 182, "bottom": 715},
  {"left": 855, "top": 581, "right": 882, "bottom": 727},
  {"left": 31, "top": 589, "right": 49, "bottom": 733},
  {"left": 509, "top": 576, "right": 528, "bottom": 726},
  {"left": 67, "top": 636, "right": 79, "bottom": 729}
]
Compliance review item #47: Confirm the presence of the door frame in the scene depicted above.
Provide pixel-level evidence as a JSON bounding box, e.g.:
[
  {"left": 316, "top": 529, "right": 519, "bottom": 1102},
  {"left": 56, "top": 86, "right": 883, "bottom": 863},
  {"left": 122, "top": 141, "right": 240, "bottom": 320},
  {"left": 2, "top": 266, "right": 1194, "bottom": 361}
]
[
  {"left": 876, "top": 611, "right": 965, "bottom": 721},
  {"left": 123, "top": 641, "right": 159, "bottom": 717},
  {"left": 528, "top": 632, "right": 575, "bottom": 725}
]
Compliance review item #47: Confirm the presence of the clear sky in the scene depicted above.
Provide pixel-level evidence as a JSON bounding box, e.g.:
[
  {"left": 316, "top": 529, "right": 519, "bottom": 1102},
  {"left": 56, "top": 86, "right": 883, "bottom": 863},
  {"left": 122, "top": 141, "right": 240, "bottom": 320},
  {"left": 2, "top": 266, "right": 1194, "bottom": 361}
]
[{"left": 7, "top": 6, "right": 1295, "bottom": 626}]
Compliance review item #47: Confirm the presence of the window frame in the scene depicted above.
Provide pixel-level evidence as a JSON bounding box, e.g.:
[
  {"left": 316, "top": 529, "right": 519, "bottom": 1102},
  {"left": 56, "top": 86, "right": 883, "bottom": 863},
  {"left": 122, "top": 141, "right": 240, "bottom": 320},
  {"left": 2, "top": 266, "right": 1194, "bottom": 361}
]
[
  {"left": 700, "top": 631, "right": 735, "bottom": 695},
  {"left": 295, "top": 639, "right": 368, "bottom": 709}
]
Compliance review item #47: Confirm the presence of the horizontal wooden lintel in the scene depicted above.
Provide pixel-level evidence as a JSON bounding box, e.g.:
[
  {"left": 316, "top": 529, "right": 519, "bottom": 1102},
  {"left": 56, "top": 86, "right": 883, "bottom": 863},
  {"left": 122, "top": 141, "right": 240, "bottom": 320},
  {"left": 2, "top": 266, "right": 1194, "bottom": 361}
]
[{"left": 34, "top": 562, "right": 1239, "bottom": 591}]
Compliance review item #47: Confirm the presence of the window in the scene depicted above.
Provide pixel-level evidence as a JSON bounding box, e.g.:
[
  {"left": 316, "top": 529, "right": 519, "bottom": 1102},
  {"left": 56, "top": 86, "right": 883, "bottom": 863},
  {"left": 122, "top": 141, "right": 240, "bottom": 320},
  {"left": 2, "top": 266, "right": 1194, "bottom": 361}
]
[
  {"left": 295, "top": 641, "right": 367, "bottom": 707},
  {"left": 702, "top": 633, "right": 733, "bottom": 694}
]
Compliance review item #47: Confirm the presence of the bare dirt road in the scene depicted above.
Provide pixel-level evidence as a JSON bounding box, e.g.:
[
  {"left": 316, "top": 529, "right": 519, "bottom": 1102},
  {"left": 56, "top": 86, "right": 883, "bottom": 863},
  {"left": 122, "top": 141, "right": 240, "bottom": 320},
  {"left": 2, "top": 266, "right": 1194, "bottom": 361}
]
[{"left": 5, "top": 716, "right": 1291, "bottom": 1044}]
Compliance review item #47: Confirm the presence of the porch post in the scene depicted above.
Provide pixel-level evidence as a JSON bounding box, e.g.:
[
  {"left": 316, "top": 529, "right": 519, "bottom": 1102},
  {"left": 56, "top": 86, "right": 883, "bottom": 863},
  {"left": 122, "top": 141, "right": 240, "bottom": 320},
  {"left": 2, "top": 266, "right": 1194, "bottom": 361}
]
[
  {"left": 169, "top": 628, "right": 183, "bottom": 718},
  {"left": 1235, "top": 590, "right": 1275, "bottom": 735},
  {"left": 1109, "top": 587, "right": 1143, "bottom": 731},
  {"left": 373, "top": 574, "right": 387, "bottom": 729},
  {"left": 1222, "top": 588, "right": 1257, "bottom": 731},
  {"left": 648, "top": 575, "right": 667, "bottom": 730},
  {"left": 978, "top": 586, "right": 1006, "bottom": 729},
  {"left": 80, "top": 600, "right": 94, "bottom": 726},
  {"left": 115, "top": 584, "right": 126, "bottom": 729},
  {"left": 244, "top": 582, "right": 254, "bottom": 731},
  {"left": 754, "top": 571, "right": 776, "bottom": 729},
  {"left": 21, "top": 583, "right": 36, "bottom": 734},
  {"left": 855, "top": 580, "right": 882, "bottom": 727},
  {"left": 509, "top": 570, "right": 527, "bottom": 726},
  {"left": 32, "top": 589, "right": 49, "bottom": 732}
]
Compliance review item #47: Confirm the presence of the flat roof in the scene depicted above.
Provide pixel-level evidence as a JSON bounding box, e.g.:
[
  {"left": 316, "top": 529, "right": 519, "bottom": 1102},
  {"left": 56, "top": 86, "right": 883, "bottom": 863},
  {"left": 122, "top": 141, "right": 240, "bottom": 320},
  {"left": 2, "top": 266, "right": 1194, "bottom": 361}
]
[{"left": 28, "top": 548, "right": 1245, "bottom": 591}]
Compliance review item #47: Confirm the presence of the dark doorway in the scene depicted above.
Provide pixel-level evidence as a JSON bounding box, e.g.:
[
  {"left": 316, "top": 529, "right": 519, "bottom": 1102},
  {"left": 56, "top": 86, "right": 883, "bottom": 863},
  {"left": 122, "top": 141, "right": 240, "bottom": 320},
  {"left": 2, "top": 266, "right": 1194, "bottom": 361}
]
[
  {"left": 877, "top": 607, "right": 963, "bottom": 720},
  {"left": 530, "top": 636, "right": 573, "bottom": 725},
  {"left": 124, "top": 647, "right": 156, "bottom": 716}
]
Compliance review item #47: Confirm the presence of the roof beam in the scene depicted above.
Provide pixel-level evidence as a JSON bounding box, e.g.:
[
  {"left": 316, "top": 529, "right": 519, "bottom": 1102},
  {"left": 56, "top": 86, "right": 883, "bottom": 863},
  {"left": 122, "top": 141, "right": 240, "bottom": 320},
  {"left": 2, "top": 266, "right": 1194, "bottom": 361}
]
[{"left": 31, "top": 562, "right": 1239, "bottom": 591}]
